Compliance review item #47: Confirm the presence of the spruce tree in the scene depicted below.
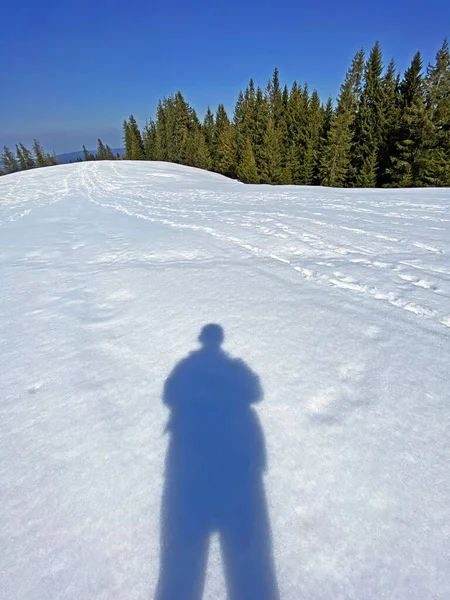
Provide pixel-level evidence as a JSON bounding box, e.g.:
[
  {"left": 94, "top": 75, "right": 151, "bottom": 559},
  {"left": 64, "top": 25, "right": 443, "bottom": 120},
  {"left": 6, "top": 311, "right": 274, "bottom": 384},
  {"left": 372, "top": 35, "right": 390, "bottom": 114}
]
[
  {"left": 16, "top": 143, "right": 35, "bottom": 170},
  {"left": 33, "top": 139, "right": 47, "bottom": 167},
  {"left": 82, "top": 145, "right": 95, "bottom": 161},
  {"left": 123, "top": 120, "right": 132, "bottom": 159},
  {"left": 352, "top": 41, "right": 384, "bottom": 187},
  {"left": 128, "top": 114, "right": 145, "bottom": 160},
  {"left": 96, "top": 139, "right": 107, "bottom": 160},
  {"left": 301, "top": 90, "right": 323, "bottom": 184},
  {"left": 143, "top": 119, "right": 157, "bottom": 160},
  {"left": 386, "top": 52, "right": 433, "bottom": 186},
  {"left": 253, "top": 87, "right": 271, "bottom": 182},
  {"left": 286, "top": 82, "right": 309, "bottom": 184},
  {"left": 379, "top": 59, "right": 401, "bottom": 186},
  {"left": 203, "top": 107, "right": 215, "bottom": 162},
  {"left": 215, "top": 124, "right": 236, "bottom": 177},
  {"left": 237, "top": 137, "right": 259, "bottom": 183},
  {"left": 320, "top": 49, "right": 364, "bottom": 186},
  {"left": 426, "top": 38, "right": 450, "bottom": 186},
  {"left": 1, "top": 146, "right": 19, "bottom": 173}
]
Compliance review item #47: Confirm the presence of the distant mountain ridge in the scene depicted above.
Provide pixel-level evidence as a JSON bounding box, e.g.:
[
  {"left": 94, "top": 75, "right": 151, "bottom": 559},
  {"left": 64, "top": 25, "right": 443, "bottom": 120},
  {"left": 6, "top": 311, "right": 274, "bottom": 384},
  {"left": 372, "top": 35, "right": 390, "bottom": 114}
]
[{"left": 56, "top": 148, "right": 125, "bottom": 164}]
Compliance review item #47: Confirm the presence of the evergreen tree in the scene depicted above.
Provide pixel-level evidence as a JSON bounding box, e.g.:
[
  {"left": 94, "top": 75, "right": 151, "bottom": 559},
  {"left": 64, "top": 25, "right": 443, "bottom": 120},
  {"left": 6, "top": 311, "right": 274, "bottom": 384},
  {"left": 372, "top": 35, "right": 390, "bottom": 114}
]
[
  {"left": 237, "top": 137, "right": 259, "bottom": 183},
  {"left": 379, "top": 59, "right": 401, "bottom": 185},
  {"left": 301, "top": 89, "right": 323, "bottom": 184},
  {"left": 96, "top": 138, "right": 107, "bottom": 160},
  {"left": 104, "top": 144, "right": 115, "bottom": 160},
  {"left": 16, "top": 143, "right": 35, "bottom": 170},
  {"left": 1, "top": 146, "right": 19, "bottom": 173},
  {"left": 386, "top": 52, "right": 433, "bottom": 186},
  {"left": 285, "top": 82, "right": 309, "bottom": 184},
  {"left": 253, "top": 87, "right": 271, "bottom": 181},
  {"left": 352, "top": 41, "right": 384, "bottom": 187},
  {"left": 32, "top": 139, "right": 57, "bottom": 167},
  {"left": 123, "top": 119, "right": 132, "bottom": 159},
  {"left": 33, "top": 139, "right": 47, "bottom": 167},
  {"left": 203, "top": 107, "right": 215, "bottom": 161},
  {"left": 143, "top": 119, "right": 157, "bottom": 160},
  {"left": 262, "top": 117, "right": 283, "bottom": 184},
  {"left": 215, "top": 124, "right": 236, "bottom": 177},
  {"left": 127, "top": 114, "right": 145, "bottom": 160},
  {"left": 426, "top": 38, "right": 450, "bottom": 186},
  {"left": 320, "top": 49, "right": 364, "bottom": 186},
  {"left": 82, "top": 145, "right": 95, "bottom": 161}
]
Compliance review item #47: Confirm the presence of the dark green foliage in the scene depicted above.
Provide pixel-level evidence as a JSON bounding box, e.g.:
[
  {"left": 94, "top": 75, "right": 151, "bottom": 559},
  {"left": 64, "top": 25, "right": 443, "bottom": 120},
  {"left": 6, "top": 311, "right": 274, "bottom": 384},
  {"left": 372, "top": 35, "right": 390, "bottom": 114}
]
[
  {"left": 0, "top": 140, "right": 57, "bottom": 175},
  {"left": 6, "top": 41, "right": 446, "bottom": 187},
  {"left": 1, "top": 146, "right": 19, "bottom": 173},
  {"left": 126, "top": 115, "right": 145, "bottom": 160},
  {"left": 319, "top": 50, "right": 364, "bottom": 186},
  {"left": 385, "top": 52, "right": 434, "bottom": 187},
  {"left": 16, "top": 143, "right": 36, "bottom": 170},
  {"left": 351, "top": 42, "right": 385, "bottom": 186},
  {"left": 143, "top": 119, "right": 157, "bottom": 160},
  {"left": 33, "top": 139, "right": 58, "bottom": 167},
  {"left": 82, "top": 145, "right": 96, "bottom": 161},
  {"left": 426, "top": 38, "right": 450, "bottom": 186},
  {"left": 237, "top": 137, "right": 259, "bottom": 183},
  {"left": 215, "top": 122, "right": 236, "bottom": 178}
]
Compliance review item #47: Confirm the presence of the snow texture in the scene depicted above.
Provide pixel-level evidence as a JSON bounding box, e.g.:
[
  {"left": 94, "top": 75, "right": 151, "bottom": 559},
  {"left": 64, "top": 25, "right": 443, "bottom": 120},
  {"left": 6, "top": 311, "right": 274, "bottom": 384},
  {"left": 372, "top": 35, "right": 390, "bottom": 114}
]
[{"left": 1, "top": 161, "right": 449, "bottom": 599}]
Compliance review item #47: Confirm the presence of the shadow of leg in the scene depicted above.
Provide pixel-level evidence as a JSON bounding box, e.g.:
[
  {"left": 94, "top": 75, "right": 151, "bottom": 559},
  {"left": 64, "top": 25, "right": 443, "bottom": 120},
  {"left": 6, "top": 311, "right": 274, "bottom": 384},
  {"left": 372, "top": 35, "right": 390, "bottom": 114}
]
[
  {"left": 220, "top": 481, "right": 279, "bottom": 600},
  {"left": 155, "top": 519, "right": 209, "bottom": 600}
]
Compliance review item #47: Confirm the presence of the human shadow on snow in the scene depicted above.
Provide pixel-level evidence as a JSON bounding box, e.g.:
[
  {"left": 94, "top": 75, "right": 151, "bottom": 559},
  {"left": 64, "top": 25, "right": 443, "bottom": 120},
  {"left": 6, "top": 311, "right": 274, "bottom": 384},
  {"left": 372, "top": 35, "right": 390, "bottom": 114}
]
[{"left": 155, "top": 324, "right": 279, "bottom": 600}]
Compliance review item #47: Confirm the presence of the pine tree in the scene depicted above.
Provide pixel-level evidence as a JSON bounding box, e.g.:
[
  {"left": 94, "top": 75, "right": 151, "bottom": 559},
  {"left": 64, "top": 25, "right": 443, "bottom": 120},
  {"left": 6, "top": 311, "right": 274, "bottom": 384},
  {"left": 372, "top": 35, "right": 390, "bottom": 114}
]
[
  {"left": 1, "top": 146, "right": 19, "bottom": 173},
  {"left": 253, "top": 87, "right": 271, "bottom": 182},
  {"left": 104, "top": 144, "right": 115, "bottom": 160},
  {"left": 212, "top": 104, "right": 232, "bottom": 173},
  {"left": 33, "top": 139, "right": 47, "bottom": 167},
  {"left": 379, "top": 59, "right": 401, "bottom": 186},
  {"left": 237, "top": 137, "right": 259, "bottom": 183},
  {"left": 426, "top": 38, "right": 450, "bottom": 186},
  {"left": 154, "top": 101, "right": 168, "bottom": 161},
  {"left": 215, "top": 124, "right": 236, "bottom": 177},
  {"left": 123, "top": 120, "right": 132, "bottom": 159},
  {"left": 285, "top": 82, "right": 309, "bottom": 184},
  {"left": 262, "top": 118, "right": 283, "bottom": 184},
  {"left": 386, "top": 52, "right": 433, "bottom": 186},
  {"left": 203, "top": 107, "right": 215, "bottom": 161},
  {"left": 16, "top": 143, "right": 35, "bottom": 170},
  {"left": 352, "top": 41, "right": 384, "bottom": 187},
  {"left": 186, "top": 126, "right": 211, "bottom": 171},
  {"left": 143, "top": 119, "right": 157, "bottom": 160},
  {"left": 301, "top": 90, "right": 323, "bottom": 184},
  {"left": 320, "top": 49, "right": 364, "bottom": 186},
  {"left": 96, "top": 138, "right": 107, "bottom": 160},
  {"left": 82, "top": 145, "right": 95, "bottom": 161},
  {"left": 128, "top": 114, "right": 145, "bottom": 160}
]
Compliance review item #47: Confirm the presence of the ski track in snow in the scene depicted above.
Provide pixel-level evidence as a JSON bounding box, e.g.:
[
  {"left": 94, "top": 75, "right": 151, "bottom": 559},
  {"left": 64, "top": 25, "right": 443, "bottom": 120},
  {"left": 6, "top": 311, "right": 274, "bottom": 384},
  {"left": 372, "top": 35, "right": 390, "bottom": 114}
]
[
  {"left": 1, "top": 161, "right": 450, "bottom": 600},
  {"left": 52, "top": 161, "right": 450, "bottom": 331}
]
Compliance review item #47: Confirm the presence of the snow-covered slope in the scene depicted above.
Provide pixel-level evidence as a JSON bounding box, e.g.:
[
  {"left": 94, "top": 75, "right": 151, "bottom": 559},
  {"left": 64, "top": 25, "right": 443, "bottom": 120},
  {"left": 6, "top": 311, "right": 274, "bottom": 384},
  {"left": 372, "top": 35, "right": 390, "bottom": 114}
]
[{"left": 1, "top": 161, "right": 449, "bottom": 599}]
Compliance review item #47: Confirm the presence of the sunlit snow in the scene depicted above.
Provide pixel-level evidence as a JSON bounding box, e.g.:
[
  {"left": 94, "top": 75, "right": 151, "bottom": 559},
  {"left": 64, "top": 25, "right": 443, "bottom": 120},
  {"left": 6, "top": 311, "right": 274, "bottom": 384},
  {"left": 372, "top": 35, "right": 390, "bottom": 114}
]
[{"left": 1, "top": 161, "right": 449, "bottom": 599}]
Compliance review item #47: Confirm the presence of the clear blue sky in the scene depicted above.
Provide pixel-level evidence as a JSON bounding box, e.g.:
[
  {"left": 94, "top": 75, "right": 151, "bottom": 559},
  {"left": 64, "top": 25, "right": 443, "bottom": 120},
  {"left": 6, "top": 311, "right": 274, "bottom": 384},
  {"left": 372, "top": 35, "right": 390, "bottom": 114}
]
[{"left": 1, "top": 0, "right": 448, "bottom": 154}]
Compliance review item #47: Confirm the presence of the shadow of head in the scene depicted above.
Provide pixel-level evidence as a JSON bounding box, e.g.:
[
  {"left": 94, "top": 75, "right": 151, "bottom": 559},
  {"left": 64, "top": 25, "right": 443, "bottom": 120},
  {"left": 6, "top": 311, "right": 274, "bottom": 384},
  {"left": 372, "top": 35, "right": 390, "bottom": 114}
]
[
  {"left": 198, "top": 323, "right": 224, "bottom": 349},
  {"left": 155, "top": 324, "right": 279, "bottom": 600}
]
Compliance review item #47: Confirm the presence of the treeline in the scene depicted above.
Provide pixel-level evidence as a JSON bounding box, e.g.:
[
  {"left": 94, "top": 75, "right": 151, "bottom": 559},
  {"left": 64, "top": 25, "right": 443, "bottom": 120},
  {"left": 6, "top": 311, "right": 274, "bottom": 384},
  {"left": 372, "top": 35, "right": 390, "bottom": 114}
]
[
  {"left": 76, "top": 139, "right": 119, "bottom": 161},
  {"left": 123, "top": 39, "right": 450, "bottom": 187},
  {"left": 2, "top": 40, "right": 449, "bottom": 187},
  {"left": 1, "top": 140, "right": 58, "bottom": 174},
  {"left": 0, "top": 137, "right": 120, "bottom": 175}
]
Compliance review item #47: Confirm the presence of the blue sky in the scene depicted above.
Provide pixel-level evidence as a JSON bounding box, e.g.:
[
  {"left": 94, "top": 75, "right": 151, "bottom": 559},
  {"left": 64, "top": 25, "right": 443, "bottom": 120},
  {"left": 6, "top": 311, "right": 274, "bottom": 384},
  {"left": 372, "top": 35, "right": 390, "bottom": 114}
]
[{"left": 1, "top": 0, "right": 449, "bottom": 153}]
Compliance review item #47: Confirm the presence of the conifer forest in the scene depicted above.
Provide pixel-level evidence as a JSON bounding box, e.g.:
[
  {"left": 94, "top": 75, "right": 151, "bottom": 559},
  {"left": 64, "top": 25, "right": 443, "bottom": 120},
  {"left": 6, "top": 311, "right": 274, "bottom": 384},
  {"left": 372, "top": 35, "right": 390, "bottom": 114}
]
[{"left": 2, "top": 40, "right": 450, "bottom": 187}]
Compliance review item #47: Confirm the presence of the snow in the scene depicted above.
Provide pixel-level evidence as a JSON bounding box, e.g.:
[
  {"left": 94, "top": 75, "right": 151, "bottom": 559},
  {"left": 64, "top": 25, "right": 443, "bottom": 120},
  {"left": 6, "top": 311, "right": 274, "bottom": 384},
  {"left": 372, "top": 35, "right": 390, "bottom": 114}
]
[{"left": 1, "top": 161, "right": 449, "bottom": 599}]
